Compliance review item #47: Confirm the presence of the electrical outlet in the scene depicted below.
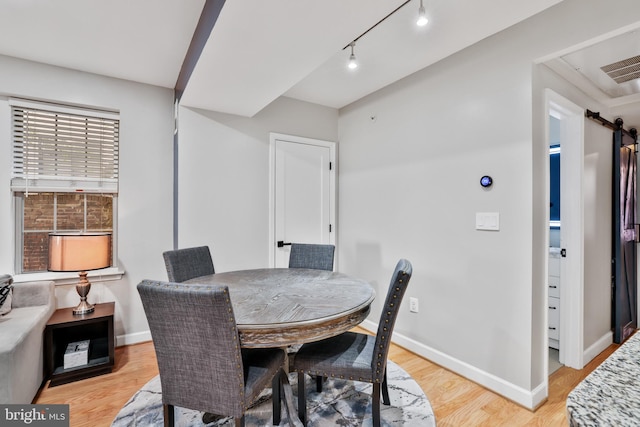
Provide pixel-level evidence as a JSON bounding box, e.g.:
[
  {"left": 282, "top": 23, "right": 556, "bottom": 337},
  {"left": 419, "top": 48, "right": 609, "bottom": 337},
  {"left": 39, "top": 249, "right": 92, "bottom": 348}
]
[{"left": 409, "top": 297, "right": 419, "bottom": 313}]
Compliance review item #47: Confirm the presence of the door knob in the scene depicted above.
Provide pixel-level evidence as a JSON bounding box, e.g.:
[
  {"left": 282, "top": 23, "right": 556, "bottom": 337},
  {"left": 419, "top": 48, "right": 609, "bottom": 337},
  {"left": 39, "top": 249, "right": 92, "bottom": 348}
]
[{"left": 277, "top": 241, "right": 292, "bottom": 248}]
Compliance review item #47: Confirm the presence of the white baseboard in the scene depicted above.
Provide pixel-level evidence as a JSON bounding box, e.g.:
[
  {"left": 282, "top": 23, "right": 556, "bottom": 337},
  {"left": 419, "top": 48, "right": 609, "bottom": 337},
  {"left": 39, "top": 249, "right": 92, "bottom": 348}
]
[
  {"left": 361, "top": 320, "right": 542, "bottom": 410},
  {"left": 530, "top": 381, "right": 548, "bottom": 410},
  {"left": 116, "top": 330, "right": 152, "bottom": 347},
  {"left": 583, "top": 331, "right": 612, "bottom": 366}
]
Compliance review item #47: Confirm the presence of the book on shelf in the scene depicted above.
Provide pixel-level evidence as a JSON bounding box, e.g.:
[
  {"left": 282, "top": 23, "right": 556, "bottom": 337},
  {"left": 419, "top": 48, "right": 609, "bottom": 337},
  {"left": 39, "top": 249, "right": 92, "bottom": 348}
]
[{"left": 63, "top": 340, "right": 90, "bottom": 369}]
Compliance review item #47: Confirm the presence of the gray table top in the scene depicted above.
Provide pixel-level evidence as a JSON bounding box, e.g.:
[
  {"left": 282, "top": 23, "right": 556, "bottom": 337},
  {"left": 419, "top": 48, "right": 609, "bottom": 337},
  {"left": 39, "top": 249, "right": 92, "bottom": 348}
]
[{"left": 185, "top": 268, "right": 375, "bottom": 348}]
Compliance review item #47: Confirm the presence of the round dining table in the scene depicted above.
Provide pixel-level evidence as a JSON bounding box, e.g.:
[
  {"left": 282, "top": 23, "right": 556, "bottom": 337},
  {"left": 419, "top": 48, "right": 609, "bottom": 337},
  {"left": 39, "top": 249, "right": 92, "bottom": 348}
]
[{"left": 184, "top": 268, "right": 376, "bottom": 348}]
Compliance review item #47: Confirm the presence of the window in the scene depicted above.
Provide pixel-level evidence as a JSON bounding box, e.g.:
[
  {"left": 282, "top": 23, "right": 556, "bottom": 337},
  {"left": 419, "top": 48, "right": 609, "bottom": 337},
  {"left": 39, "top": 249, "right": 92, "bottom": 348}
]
[{"left": 11, "top": 100, "right": 119, "bottom": 274}]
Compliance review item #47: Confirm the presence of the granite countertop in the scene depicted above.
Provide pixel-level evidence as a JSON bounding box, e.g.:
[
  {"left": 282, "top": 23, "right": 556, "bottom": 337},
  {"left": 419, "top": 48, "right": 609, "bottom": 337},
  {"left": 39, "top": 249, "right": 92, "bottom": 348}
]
[{"left": 567, "top": 332, "right": 640, "bottom": 426}]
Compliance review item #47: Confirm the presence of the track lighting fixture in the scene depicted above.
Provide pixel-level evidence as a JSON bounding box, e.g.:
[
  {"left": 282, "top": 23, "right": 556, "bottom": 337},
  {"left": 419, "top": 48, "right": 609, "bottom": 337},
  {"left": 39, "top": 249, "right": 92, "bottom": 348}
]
[
  {"left": 344, "top": 0, "right": 428, "bottom": 70},
  {"left": 417, "top": 0, "right": 428, "bottom": 26},
  {"left": 348, "top": 43, "right": 358, "bottom": 70}
]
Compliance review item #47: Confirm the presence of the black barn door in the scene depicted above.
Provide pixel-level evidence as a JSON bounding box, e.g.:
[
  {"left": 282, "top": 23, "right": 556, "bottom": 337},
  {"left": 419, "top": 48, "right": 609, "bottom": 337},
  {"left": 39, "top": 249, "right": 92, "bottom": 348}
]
[{"left": 612, "top": 129, "right": 637, "bottom": 343}]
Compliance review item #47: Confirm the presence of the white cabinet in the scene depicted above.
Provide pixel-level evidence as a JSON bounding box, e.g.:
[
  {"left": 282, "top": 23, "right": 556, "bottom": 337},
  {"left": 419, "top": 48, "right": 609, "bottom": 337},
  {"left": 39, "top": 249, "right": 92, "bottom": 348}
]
[
  {"left": 549, "top": 248, "right": 561, "bottom": 349},
  {"left": 549, "top": 296, "right": 560, "bottom": 342}
]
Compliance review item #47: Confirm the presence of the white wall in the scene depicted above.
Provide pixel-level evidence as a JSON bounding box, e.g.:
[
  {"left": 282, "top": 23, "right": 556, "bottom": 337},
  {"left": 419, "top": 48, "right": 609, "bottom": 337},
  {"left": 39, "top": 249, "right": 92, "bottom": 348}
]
[
  {"left": 177, "top": 96, "right": 338, "bottom": 271},
  {"left": 337, "top": 0, "right": 640, "bottom": 408},
  {"left": 0, "top": 55, "right": 174, "bottom": 345}
]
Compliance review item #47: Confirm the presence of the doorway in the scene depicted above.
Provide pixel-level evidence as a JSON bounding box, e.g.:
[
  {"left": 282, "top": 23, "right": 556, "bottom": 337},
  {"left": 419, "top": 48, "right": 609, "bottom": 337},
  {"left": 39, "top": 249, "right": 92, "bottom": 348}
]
[
  {"left": 268, "top": 133, "right": 336, "bottom": 268},
  {"left": 545, "top": 89, "right": 584, "bottom": 372},
  {"left": 548, "top": 126, "right": 561, "bottom": 372}
]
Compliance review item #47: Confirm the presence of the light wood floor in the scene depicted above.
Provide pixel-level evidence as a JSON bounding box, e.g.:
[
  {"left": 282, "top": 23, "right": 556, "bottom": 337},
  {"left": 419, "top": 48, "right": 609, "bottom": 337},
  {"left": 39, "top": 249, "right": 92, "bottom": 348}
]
[{"left": 34, "top": 338, "right": 618, "bottom": 426}]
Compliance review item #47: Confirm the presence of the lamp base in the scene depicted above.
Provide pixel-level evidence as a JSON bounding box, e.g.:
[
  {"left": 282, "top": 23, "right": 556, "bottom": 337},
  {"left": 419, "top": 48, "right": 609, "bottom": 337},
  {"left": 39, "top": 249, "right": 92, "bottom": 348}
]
[
  {"left": 73, "top": 271, "right": 95, "bottom": 315},
  {"left": 73, "top": 300, "right": 95, "bottom": 315}
]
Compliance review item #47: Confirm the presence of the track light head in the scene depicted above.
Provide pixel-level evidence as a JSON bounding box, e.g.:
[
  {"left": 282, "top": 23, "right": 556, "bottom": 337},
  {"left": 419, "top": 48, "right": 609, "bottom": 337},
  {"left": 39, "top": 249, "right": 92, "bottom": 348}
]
[
  {"left": 417, "top": 0, "right": 428, "bottom": 26},
  {"left": 348, "top": 43, "right": 358, "bottom": 70}
]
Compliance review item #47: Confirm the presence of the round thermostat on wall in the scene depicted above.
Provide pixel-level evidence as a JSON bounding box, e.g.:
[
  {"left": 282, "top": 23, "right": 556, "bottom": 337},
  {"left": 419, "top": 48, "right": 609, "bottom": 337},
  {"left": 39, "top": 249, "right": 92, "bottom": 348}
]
[{"left": 480, "top": 175, "right": 493, "bottom": 188}]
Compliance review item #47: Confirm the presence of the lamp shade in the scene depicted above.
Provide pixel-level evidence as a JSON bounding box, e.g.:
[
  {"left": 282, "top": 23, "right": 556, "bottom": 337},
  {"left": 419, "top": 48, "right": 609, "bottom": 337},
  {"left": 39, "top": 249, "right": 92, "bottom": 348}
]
[{"left": 48, "top": 233, "right": 111, "bottom": 272}]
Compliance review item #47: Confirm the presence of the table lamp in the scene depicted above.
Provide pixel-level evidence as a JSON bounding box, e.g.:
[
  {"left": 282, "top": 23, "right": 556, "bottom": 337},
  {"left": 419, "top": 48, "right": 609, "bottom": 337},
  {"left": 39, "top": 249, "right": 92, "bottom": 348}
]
[{"left": 48, "top": 232, "right": 111, "bottom": 315}]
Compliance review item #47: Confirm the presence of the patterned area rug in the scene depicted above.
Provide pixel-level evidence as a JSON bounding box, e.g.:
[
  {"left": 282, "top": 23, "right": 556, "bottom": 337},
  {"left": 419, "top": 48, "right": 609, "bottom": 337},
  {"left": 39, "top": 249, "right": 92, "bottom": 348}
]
[{"left": 112, "top": 361, "right": 436, "bottom": 426}]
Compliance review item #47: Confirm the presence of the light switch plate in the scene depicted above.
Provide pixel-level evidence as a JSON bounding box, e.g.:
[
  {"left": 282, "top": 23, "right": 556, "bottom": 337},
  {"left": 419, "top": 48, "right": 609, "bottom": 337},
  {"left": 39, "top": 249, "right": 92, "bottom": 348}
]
[{"left": 476, "top": 212, "right": 500, "bottom": 231}]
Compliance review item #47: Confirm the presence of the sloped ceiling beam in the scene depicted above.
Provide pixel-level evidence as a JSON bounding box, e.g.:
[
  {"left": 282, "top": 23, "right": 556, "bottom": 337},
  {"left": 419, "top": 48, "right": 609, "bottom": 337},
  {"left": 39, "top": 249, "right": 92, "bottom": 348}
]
[{"left": 175, "top": 0, "right": 226, "bottom": 101}]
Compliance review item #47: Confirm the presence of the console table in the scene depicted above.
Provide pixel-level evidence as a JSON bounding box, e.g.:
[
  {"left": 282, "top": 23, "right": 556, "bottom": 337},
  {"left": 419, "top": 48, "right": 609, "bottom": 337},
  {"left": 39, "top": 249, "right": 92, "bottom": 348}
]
[{"left": 567, "top": 332, "right": 640, "bottom": 426}]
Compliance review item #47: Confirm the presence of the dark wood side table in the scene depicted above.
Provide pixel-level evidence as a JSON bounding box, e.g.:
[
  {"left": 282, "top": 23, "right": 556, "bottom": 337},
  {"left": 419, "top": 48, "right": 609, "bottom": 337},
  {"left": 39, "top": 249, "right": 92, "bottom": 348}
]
[{"left": 44, "top": 302, "right": 115, "bottom": 387}]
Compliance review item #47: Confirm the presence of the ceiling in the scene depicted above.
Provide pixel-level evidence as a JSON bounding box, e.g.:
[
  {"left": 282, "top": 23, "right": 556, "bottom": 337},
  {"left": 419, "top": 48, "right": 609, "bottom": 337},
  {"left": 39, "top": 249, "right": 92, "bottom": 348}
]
[
  {"left": 2, "top": 0, "right": 608, "bottom": 119},
  {"left": 181, "top": 0, "right": 563, "bottom": 116},
  {"left": 544, "top": 28, "right": 640, "bottom": 129},
  {"left": 0, "top": 0, "right": 204, "bottom": 88}
]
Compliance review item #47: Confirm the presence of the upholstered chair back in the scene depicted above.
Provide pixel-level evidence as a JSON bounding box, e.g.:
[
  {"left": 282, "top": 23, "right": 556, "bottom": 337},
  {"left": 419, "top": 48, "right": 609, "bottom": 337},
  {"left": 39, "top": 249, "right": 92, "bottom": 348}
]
[
  {"left": 162, "top": 246, "right": 214, "bottom": 283},
  {"left": 372, "top": 259, "right": 412, "bottom": 383},
  {"left": 288, "top": 243, "right": 335, "bottom": 271},
  {"left": 137, "top": 280, "right": 245, "bottom": 418}
]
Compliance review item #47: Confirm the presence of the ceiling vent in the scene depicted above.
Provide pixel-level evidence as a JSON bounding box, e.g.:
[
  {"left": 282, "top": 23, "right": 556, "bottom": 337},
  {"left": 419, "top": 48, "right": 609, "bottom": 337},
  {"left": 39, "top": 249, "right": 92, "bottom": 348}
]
[{"left": 601, "top": 54, "right": 640, "bottom": 84}]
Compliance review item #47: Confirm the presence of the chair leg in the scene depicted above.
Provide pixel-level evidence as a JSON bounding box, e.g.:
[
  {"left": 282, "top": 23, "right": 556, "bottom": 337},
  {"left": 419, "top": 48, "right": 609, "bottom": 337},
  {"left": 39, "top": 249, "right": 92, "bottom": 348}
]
[
  {"left": 272, "top": 369, "right": 282, "bottom": 425},
  {"left": 235, "top": 415, "right": 245, "bottom": 427},
  {"left": 297, "top": 371, "right": 307, "bottom": 426},
  {"left": 372, "top": 382, "right": 381, "bottom": 427},
  {"left": 315, "top": 375, "right": 323, "bottom": 393},
  {"left": 382, "top": 370, "right": 390, "bottom": 405},
  {"left": 163, "top": 404, "right": 175, "bottom": 427}
]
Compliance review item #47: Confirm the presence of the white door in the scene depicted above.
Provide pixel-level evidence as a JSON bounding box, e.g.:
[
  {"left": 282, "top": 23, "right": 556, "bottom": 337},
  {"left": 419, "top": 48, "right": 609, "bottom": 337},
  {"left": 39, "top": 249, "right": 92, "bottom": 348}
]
[{"left": 269, "top": 133, "right": 336, "bottom": 268}]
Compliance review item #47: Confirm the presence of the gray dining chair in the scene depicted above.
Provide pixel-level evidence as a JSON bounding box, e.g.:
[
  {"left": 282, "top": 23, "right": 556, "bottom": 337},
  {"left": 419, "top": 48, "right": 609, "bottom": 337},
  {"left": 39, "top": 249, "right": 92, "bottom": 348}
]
[
  {"left": 293, "top": 259, "right": 412, "bottom": 427},
  {"left": 162, "top": 246, "right": 214, "bottom": 283},
  {"left": 286, "top": 242, "right": 336, "bottom": 378},
  {"left": 288, "top": 243, "right": 335, "bottom": 271},
  {"left": 137, "top": 280, "right": 286, "bottom": 427}
]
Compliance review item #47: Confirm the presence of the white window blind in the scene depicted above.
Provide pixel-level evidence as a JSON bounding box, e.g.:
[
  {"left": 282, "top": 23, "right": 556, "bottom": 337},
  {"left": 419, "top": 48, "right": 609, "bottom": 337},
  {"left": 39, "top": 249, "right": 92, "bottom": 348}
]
[{"left": 11, "top": 100, "right": 119, "bottom": 193}]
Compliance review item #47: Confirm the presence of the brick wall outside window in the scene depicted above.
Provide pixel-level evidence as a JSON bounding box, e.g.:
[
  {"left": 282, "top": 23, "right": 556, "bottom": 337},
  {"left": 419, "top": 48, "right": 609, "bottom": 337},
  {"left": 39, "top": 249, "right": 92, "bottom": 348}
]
[{"left": 22, "top": 193, "right": 113, "bottom": 272}]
